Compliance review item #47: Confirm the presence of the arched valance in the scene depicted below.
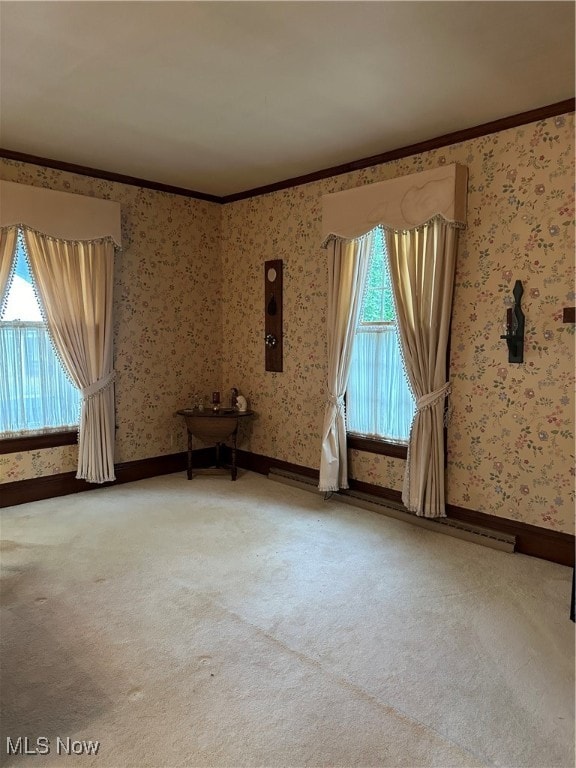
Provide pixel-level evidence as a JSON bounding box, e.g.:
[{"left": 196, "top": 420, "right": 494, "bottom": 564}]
[
  {"left": 321, "top": 163, "right": 467, "bottom": 244},
  {"left": 0, "top": 180, "right": 122, "bottom": 246},
  {"left": 0, "top": 180, "right": 119, "bottom": 484}
]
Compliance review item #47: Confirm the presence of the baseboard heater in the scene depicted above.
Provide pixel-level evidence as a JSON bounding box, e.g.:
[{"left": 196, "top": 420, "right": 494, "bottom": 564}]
[{"left": 268, "top": 468, "right": 515, "bottom": 553}]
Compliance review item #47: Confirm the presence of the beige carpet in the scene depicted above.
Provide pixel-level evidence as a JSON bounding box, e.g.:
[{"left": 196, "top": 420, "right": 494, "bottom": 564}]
[{"left": 0, "top": 471, "right": 574, "bottom": 768}]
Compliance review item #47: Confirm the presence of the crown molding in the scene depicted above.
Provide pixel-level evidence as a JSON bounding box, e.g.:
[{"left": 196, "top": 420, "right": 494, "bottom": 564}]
[{"left": 1, "top": 99, "right": 573, "bottom": 204}]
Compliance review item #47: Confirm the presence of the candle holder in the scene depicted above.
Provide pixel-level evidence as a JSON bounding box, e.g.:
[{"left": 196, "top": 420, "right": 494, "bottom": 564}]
[{"left": 499, "top": 280, "right": 525, "bottom": 363}]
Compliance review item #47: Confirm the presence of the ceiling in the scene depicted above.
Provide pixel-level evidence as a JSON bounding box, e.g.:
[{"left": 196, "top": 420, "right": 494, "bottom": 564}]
[{"left": 1, "top": 1, "right": 574, "bottom": 198}]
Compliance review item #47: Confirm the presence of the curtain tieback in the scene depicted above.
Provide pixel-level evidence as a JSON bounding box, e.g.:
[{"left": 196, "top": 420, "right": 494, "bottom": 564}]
[
  {"left": 82, "top": 371, "right": 116, "bottom": 401},
  {"left": 327, "top": 394, "right": 345, "bottom": 412},
  {"left": 416, "top": 382, "right": 451, "bottom": 412}
]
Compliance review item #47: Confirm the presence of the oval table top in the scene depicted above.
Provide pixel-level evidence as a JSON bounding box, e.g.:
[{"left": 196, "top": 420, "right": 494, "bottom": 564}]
[{"left": 176, "top": 408, "right": 254, "bottom": 418}]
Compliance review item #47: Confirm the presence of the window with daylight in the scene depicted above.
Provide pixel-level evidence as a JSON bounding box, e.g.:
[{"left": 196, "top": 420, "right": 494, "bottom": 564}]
[
  {"left": 346, "top": 228, "right": 415, "bottom": 444},
  {"left": 0, "top": 232, "right": 81, "bottom": 437}
]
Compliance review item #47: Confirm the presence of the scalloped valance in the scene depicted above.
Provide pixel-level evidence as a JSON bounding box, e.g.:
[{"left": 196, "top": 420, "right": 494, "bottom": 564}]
[
  {"left": 321, "top": 163, "right": 467, "bottom": 244},
  {"left": 0, "top": 180, "right": 122, "bottom": 246}
]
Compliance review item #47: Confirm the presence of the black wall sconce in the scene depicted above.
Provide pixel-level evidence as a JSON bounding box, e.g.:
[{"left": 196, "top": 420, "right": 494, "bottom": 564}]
[{"left": 500, "top": 279, "right": 525, "bottom": 363}]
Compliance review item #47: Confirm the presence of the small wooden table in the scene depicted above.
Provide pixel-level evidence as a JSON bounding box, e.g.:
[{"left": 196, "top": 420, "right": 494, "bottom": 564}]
[{"left": 176, "top": 408, "right": 254, "bottom": 481}]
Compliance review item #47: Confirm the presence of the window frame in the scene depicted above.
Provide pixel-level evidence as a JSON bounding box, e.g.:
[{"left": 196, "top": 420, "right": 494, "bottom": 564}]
[
  {"left": 345, "top": 232, "right": 413, "bottom": 458},
  {"left": 0, "top": 430, "right": 78, "bottom": 455},
  {"left": 0, "top": 231, "right": 81, "bottom": 449},
  {"left": 348, "top": 344, "right": 452, "bottom": 467},
  {"left": 346, "top": 320, "right": 410, "bottom": 459},
  {"left": 347, "top": 431, "right": 408, "bottom": 459}
]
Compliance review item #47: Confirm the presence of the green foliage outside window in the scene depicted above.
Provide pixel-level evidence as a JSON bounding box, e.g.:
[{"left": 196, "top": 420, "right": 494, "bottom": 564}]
[{"left": 360, "top": 229, "right": 395, "bottom": 323}]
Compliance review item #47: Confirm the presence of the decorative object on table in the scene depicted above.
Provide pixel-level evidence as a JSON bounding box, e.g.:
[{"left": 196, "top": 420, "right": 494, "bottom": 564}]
[
  {"left": 230, "top": 387, "right": 238, "bottom": 409},
  {"left": 499, "top": 279, "right": 525, "bottom": 363},
  {"left": 264, "top": 259, "right": 283, "bottom": 372},
  {"left": 236, "top": 394, "right": 248, "bottom": 412},
  {"left": 212, "top": 391, "right": 221, "bottom": 412}
]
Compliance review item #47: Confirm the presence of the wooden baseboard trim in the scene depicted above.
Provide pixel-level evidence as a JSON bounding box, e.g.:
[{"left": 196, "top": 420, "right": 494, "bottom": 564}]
[
  {"left": 445, "top": 503, "right": 574, "bottom": 567},
  {"left": 2, "top": 447, "right": 573, "bottom": 567},
  {"left": 235, "top": 450, "right": 574, "bottom": 567},
  {"left": 0, "top": 448, "right": 214, "bottom": 508},
  {"left": 234, "top": 449, "right": 318, "bottom": 480}
]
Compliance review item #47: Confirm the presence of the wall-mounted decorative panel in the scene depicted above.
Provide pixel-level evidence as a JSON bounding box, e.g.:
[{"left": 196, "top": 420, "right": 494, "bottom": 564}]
[{"left": 264, "top": 259, "right": 283, "bottom": 372}]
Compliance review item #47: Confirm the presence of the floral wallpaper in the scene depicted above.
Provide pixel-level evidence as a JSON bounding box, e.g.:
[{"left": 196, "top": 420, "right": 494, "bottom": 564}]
[
  {"left": 221, "top": 113, "right": 574, "bottom": 534},
  {"left": 0, "top": 159, "right": 223, "bottom": 483},
  {"left": 1, "top": 113, "right": 574, "bottom": 535},
  {"left": 0, "top": 445, "right": 79, "bottom": 484}
]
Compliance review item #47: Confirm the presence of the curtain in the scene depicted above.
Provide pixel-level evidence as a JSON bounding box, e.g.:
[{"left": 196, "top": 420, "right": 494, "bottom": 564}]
[
  {"left": 346, "top": 324, "right": 415, "bottom": 442},
  {"left": 319, "top": 234, "right": 372, "bottom": 492},
  {"left": 0, "top": 227, "right": 18, "bottom": 315},
  {"left": 385, "top": 219, "right": 459, "bottom": 517},
  {"left": 23, "top": 230, "right": 116, "bottom": 483}
]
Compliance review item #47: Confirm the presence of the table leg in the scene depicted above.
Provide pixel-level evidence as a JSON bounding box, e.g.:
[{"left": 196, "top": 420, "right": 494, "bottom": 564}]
[
  {"left": 231, "top": 431, "right": 238, "bottom": 481},
  {"left": 187, "top": 430, "right": 193, "bottom": 480}
]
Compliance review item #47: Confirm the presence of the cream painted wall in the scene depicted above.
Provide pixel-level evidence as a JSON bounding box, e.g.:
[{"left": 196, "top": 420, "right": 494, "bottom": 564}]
[
  {"left": 221, "top": 114, "right": 575, "bottom": 534},
  {"left": 0, "top": 159, "right": 222, "bottom": 483}
]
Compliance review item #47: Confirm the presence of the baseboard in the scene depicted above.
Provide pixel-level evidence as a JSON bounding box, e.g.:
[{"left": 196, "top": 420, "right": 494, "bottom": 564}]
[
  {"left": 445, "top": 502, "right": 575, "bottom": 568},
  {"left": 0, "top": 448, "right": 215, "bottom": 508},
  {"left": 2, "top": 447, "right": 573, "bottom": 567},
  {"left": 234, "top": 449, "right": 319, "bottom": 480},
  {"left": 269, "top": 467, "right": 517, "bottom": 554},
  {"left": 234, "top": 449, "right": 575, "bottom": 567}
]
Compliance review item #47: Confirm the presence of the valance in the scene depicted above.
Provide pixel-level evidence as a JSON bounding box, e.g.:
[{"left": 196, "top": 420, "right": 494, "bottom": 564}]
[
  {"left": 0, "top": 180, "right": 122, "bottom": 246},
  {"left": 321, "top": 163, "right": 467, "bottom": 244}
]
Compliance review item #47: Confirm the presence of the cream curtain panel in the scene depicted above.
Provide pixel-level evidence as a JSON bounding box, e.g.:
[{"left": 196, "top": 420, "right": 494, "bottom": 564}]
[
  {"left": 319, "top": 234, "right": 372, "bottom": 492},
  {"left": 320, "top": 164, "right": 467, "bottom": 515},
  {"left": 0, "top": 181, "right": 121, "bottom": 483},
  {"left": 23, "top": 231, "right": 116, "bottom": 484},
  {"left": 386, "top": 220, "right": 459, "bottom": 517},
  {"left": 0, "top": 227, "right": 18, "bottom": 314}
]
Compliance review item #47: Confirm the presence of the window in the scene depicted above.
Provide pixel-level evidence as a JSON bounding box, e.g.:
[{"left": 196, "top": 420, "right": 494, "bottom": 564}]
[
  {"left": 0, "top": 232, "right": 81, "bottom": 437},
  {"left": 346, "top": 229, "right": 415, "bottom": 445}
]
